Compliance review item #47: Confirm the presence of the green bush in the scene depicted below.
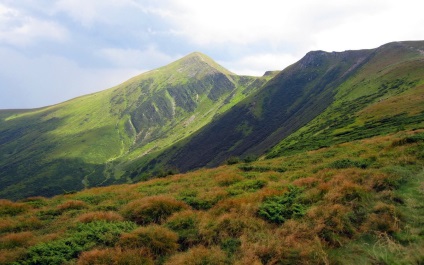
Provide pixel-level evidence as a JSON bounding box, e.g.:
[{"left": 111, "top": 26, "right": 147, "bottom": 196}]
[
  {"left": 258, "top": 186, "right": 306, "bottom": 224},
  {"left": 178, "top": 190, "right": 222, "bottom": 210},
  {"left": 165, "top": 211, "right": 200, "bottom": 250},
  {"left": 228, "top": 179, "right": 266, "bottom": 195},
  {"left": 21, "top": 221, "right": 136, "bottom": 265},
  {"left": 328, "top": 158, "right": 373, "bottom": 169},
  {"left": 220, "top": 238, "right": 241, "bottom": 256},
  {"left": 226, "top": 156, "right": 241, "bottom": 165},
  {"left": 118, "top": 225, "right": 178, "bottom": 257}
]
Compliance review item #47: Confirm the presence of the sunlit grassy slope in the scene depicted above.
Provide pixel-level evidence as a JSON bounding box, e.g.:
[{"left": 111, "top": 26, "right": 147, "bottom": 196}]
[
  {"left": 1, "top": 129, "right": 423, "bottom": 264},
  {"left": 0, "top": 52, "right": 274, "bottom": 200},
  {"left": 1, "top": 41, "right": 424, "bottom": 201},
  {"left": 146, "top": 41, "right": 424, "bottom": 173},
  {"left": 268, "top": 41, "right": 424, "bottom": 157}
]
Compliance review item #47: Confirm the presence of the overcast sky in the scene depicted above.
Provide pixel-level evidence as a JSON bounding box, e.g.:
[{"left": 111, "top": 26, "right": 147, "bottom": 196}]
[{"left": 1, "top": 0, "right": 423, "bottom": 109}]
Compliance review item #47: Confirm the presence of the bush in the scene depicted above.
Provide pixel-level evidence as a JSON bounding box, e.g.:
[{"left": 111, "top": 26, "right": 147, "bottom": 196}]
[
  {"left": 77, "top": 248, "right": 153, "bottom": 265},
  {"left": 164, "top": 246, "right": 228, "bottom": 265},
  {"left": 0, "top": 199, "right": 28, "bottom": 216},
  {"left": 0, "top": 232, "right": 33, "bottom": 249},
  {"left": 226, "top": 156, "right": 241, "bottom": 165},
  {"left": 215, "top": 173, "right": 243, "bottom": 186},
  {"left": 121, "top": 196, "right": 189, "bottom": 225},
  {"left": 118, "top": 225, "right": 178, "bottom": 257},
  {"left": 258, "top": 186, "right": 306, "bottom": 224},
  {"left": 165, "top": 211, "right": 200, "bottom": 249},
  {"left": 21, "top": 221, "right": 136, "bottom": 265},
  {"left": 56, "top": 200, "right": 88, "bottom": 212},
  {"left": 178, "top": 190, "right": 223, "bottom": 210},
  {"left": 328, "top": 158, "right": 372, "bottom": 169},
  {"left": 76, "top": 211, "right": 124, "bottom": 223},
  {"left": 227, "top": 179, "right": 267, "bottom": 195}
]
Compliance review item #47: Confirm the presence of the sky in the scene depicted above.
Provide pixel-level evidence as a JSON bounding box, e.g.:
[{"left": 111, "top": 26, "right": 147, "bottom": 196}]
[{"left": 0, "top": 0, "right": 423, "bottom": 109}]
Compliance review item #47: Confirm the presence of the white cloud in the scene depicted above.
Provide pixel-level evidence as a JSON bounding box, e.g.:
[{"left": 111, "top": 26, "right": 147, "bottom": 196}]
[
  {"left": 222, "top": 53, "right": 298, "bottom": 76},
  {"left": 0, "top": 3, "right": 68, "bottom": 46},
  {"left": 167, "top": 0, "right": 424, "bottom": 53}
]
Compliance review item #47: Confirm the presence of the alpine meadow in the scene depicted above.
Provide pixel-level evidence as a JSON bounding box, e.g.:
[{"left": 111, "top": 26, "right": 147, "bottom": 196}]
[{"left": 0, "top": 41, "right": 424, "bottom": 264}]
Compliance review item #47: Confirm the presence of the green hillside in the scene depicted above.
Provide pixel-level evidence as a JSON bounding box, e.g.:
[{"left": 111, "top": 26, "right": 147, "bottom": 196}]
[
  {"left": 0, "top": 52, "right": 273, "bottom": 200},
  {"left": 1, "top": 129, "right": 423, "bottom": 264},
  {"left": 148, "top": 41, "right": 424, "bottom": 173},
  {"left": 1, "top": 41, "right": 424, "bottom": 201},
  {"left": 269, "top": 41, "right": 424, "bottom": 157}
]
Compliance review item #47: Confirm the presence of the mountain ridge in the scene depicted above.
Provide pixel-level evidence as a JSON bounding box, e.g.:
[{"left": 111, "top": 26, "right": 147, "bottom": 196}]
[{"left": 1, "top": 41, "right": 424, "bottom": 200}]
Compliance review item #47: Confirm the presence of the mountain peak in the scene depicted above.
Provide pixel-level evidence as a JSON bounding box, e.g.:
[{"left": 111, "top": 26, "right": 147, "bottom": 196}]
[{"left": 174, "top": 52, "right": 235, "bottom": 76}]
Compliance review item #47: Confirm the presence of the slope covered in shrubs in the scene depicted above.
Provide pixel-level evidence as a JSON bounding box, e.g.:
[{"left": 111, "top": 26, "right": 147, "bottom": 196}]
[{"left": 0, "top": 129, "right": 423, "bottom": 264}]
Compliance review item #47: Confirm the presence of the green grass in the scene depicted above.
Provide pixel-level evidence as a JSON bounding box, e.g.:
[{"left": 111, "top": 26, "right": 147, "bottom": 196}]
[
  {"left": 0, "top": 53, "right": 267, "bottom": 200},
  {"left": 0, "top": 129, "right": 423, "bottom": 264}
]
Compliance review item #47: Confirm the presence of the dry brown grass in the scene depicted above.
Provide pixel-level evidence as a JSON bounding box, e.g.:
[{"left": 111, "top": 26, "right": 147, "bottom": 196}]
[
  {"left": 164, "top": 246, "right": 228, "bottom": 265},
  {"left": 56, "top": 200, "right": 88, "bottom": 212},
  {"left": 0, "top": 231, "right": 34, "bottom": 249},
  {"left": 121, "top": 195, "right": 189, "bottom": 225},
  {"left": 118, "top": 225, "right": 178, "bottom": 257},
  {"left": 77, "top": 247, "right": 153, "bottom": 265},
  {"left": 0, "top": 199, "right": 28, "bottom": 216}
]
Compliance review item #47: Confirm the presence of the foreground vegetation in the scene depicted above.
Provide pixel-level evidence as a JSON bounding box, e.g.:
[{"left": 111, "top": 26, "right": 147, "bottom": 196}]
[{"left": 1, "top": 129, "right": 423, "bottom": 264}]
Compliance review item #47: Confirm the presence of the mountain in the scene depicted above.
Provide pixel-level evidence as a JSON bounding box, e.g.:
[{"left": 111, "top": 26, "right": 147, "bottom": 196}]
[
  {"left": 144, "top": 41, "right": 424, "bottom": 172},
  {"left": 0, "top": 52, "right": 275, "bottom": 200},
  {"left": 1, "top": 41, "right": 424, "bottom": 200}
]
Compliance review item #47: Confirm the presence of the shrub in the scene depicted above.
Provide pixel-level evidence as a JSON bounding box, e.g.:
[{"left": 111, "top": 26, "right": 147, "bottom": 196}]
[
  {"left": 0, "top": 232, "right": 33, "bottom": 249},
  {"left": 0, "top": 199, "right": 28, "bottom": 216},
  {"left": 215, "top": 173, "right": 243, "bottom": 187},
  {"left": 77, "top": 248, "right": 153, "bottom": 265},
  {"left": 164, "top": 246, "right": 228, "bottom": 265},
  {"left": 391, "top": 133, "right": 424, "bottom": 146},
  {"left": 20, "top": 196, "right": 47, "bottom": 208},
  {"left": 258, "top": 186, "right": 306, "bottom": 224},
  {"left": 165, "top": 211, "right": 200, "bottom": 249},
  {"left": 226, "top": 156, "right": 241, "bottom": 165},
  {"left": 76, "top": 211, "right": 124, "bottom": 223},
  {"left": 178, "top": 190, "right": 224, "bottom": 210},
  {"left": 220, "top": 238, "right": 241, "bottom": 256},
  {"left": 118, "top": 225, "right": 178, "bottom": 257},
  {"left": 328, "top": 158, "right": 372, "bottom": 169},
  {"left": 56, "top": 200, "right": 88, "bottom": 212},
  {"left": 21, "top": 221, "right": 136, "bottom": 265},
  {"left": 121, "top": 196, "right": 189, "bottom": 225},
  {"left": 227, "top": 179, "right": 267, "bottom": 195},
  {"left": 362, "top": 202, "right": 400, "bottom": 234}
]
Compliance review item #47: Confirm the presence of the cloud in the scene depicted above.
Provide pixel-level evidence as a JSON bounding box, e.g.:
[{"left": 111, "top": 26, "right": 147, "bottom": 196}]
[
  {"left": 167, "top": 0, "right": 424, "bottom": 53},
  {"left": 0, "top": 3, "right": 68, "bottom": 46},
  {"left": 221, "top": 52, "right": 299, "bottom": 76}
]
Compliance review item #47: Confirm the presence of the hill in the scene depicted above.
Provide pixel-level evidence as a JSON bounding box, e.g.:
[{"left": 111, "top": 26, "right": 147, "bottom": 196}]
[
  {"left": 142, "top": 41, "right": 424, "bottom": 172},
  {"left": 0, "top": 129, "right": 423, "bottom": 264},
  {"left": 0, "top": 53, "right": 274, "bottom": 200},
  {"left": 1, "top": 41, "right": 424, "bottom": 200}
]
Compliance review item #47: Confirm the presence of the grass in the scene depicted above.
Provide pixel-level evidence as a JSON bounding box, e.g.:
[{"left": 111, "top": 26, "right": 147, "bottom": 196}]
[
  {"left": 0, "top": 129, "right": 422, "bottom": 264},
  {"left": 0, "top": 52, "right": 268, "bottom": 200}
]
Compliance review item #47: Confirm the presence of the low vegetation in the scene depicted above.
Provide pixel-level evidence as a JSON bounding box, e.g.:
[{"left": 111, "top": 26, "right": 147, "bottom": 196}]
[{"left": 0, "top": 129, "right": 423, "bottom": 264}]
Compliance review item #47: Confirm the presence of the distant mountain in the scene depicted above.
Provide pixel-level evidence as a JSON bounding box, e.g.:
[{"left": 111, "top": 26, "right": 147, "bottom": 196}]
[
  {"left": 1, "top": 41, "right": 424, "bottom": 200},
  {"left": 0, "top": 52, "right": 274, "bottom": 200}
]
